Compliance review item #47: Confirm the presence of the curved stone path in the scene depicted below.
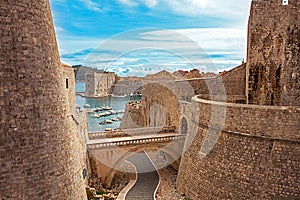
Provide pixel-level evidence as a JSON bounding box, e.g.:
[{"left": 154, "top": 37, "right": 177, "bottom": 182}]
[{"left": 125, "top": 151, "right": 159, "bottom": 200}]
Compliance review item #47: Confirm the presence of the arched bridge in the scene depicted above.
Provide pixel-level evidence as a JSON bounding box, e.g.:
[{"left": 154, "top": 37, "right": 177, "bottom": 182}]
[{"left": 86, "top": 126, "right": 186, "bottom": 187}]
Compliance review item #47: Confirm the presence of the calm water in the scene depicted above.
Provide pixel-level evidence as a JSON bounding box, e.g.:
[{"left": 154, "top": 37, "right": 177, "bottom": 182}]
[{"left": 75, "top": 82, "right": 141, "bottom": 132}]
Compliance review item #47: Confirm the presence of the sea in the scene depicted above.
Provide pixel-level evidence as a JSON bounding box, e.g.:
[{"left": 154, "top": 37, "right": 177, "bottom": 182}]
[{"left": 75, "top": 82, "right": 141, "bottom": 132}]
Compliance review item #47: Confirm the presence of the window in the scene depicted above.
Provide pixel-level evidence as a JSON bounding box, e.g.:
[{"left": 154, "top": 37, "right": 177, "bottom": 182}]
[
  {"left": 282, "top": 0, "right": 288, "bottom": 5},
  {"left": 66, "top": 78, "right": 69, "bottom": 89}
]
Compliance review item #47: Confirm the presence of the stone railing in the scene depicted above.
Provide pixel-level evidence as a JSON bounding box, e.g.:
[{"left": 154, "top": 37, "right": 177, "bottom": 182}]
[
  {"left": 87, "top": 134, "right": 186, "bottom": 149},
  {"left": 88, "top": 126, "right": 176, "bottom": 140}
]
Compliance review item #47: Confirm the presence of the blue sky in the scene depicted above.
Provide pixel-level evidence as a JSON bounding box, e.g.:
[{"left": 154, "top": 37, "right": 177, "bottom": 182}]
[{"left": 50, "top": 0, "right": 251, "bottom": 76}]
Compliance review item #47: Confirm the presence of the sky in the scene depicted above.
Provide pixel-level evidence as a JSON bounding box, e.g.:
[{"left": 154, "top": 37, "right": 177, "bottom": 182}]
[{"left": 49, "top": 0, "right": 252, "bottom": 76}]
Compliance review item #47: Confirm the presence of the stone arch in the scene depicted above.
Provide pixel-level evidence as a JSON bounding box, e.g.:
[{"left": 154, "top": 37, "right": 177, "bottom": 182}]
[
  {"left": 101, "top": 142, "right": 183, "bottom": 187},
  {"left": 180, "top": 117, "right": 188, "bottom": 135}
]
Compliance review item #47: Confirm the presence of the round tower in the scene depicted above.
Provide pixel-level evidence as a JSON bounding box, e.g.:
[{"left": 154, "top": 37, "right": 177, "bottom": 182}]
[{"left": 0, "top": 0, "right": 87, "bottom": 199}]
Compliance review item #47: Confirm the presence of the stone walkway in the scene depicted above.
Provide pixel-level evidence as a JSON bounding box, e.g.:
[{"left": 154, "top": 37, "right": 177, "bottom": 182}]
[{"left": 125, "top": 151, "right": 159, "bottom": 200}]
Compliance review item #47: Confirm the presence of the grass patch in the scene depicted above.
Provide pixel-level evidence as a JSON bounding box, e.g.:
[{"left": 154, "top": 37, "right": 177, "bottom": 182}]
[{"left": 96, "top": 191, "right": 105, "bottom": 195}]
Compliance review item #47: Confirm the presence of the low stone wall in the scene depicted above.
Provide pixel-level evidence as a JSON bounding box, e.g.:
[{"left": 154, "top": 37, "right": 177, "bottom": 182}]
[
  {"left": 175, "top": 63, "right": 246, "bottom": 103},
  {"left": 195, "top": 97, "right": 300, "bottom": 140},
  {"left": 88, "top": 126, "right": 175, "bottom": 140},
  {"left": 176, "top": 97, "right": 300, "bottom": 199},
  {"left": 120, "top": 102, "right": 145, "bottom": 129}
]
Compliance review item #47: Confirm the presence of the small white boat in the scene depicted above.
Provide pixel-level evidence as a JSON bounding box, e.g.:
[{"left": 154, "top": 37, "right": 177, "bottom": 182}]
[
  {"left": 101, "top": 111, "right": 112, "bottom": 117},
  {"left": 105, "top": 128, "right": 113, "bottom": 131},
  {"left": 105, "top": 119, "right": 113, "bottom": 124},
  {"left": 91, "top": 113, "right": 100, "bottom": 118},
  {"left": 83, "top": 104, "right": 91, "bottom": 108},
  {"left": 111, "top": 117, "right": 119, "bottom": 121},
  {"left": 99, "top": 119, "right": 113, "bottom": 125},
  {"left": 109, "top": 110, "right": 117, "bottom": 115},
  {"left": 101, "top": 106, "right": 112, "bottom": 110}
]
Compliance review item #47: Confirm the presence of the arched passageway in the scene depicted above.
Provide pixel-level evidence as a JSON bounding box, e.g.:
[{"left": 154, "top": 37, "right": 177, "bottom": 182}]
[{"left": 180, "top": 117, "right": 188, "bottom": 135}]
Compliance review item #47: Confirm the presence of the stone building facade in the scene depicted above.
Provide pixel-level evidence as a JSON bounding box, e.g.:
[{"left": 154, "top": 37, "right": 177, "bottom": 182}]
[
  {"left": 111, "top": 76, "right": 143, "bottom": 96},
  {"left": 85, "top": 72, "right": 116, "bottom": 97},
  {"left": 0, "top": 1, "right": 87, "bottom": 199}
]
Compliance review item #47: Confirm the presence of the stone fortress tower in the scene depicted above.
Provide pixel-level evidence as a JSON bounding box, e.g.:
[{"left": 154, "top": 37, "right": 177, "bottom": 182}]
[
  {"left": 0, "top": 1, "right": 87, "bottom": 199},
  {"left": 175, "top": 0, "right": 300, "bottom": 199},
  {"left": 247, "top": 0, "right": 300, "bottom": 106}
]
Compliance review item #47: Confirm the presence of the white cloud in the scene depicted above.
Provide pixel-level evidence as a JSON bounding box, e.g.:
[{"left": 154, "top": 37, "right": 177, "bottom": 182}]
[
  {"left": 78, "top": 0, "right": 102, "bottom": 12},
  {"left": 116, "top": 0, "right": 138, "bottom": 6},
  {"left": 138, "top": 28, "right": 247, "bottom": 55},
  {"left": 57, "top": 27, "right": 247, "bottom": 74},
  {"left": 115, "top": 0, "right": 250, "bottom": 26},
  {"left": 143, "top": 0, "right": 158, "bottom": 7},
  {"left": 117, "top": 0, "right": 158, "bottom": 8},
  {"left": 162, "top": 0, "right": 251, "bottom": 18}
]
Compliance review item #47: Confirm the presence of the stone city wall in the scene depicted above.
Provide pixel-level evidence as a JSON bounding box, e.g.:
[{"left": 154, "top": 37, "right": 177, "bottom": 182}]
[
  {"left": 177, "top": 97, "right": 300, "bottom": 199},
  {"left": 142, "top": 83, "right": 181, "bottom": 129},
  {"left": 0, "top": 1, "right": 87, "bottom": 199},
  {"left": 175, "top": 63, "right": 246, "bottom": 103},
  {"left": 120, "top": 101, "right": 145, "bottom": 129},
  {"left": 62, "top": 64, "right": 76, "bottom": 113},
  {"left": 195, "top": 98, "right": 300, "bottom": 140},
  {"left": 122, "top": 63, "right": 246, "bottom": 130}
]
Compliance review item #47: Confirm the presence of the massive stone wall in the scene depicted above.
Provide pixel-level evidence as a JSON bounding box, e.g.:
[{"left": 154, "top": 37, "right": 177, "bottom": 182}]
[
  {"left": 175, "top": 63, "right": 246, "bottom": 103},
  {"left": 141, "top": 82, "right": 181, "bottom": 129},
  {"left": 0, "top": 1, "right": 87, "bottom": 199},
  {"left": 246, "top": 0, "right": 300, "bottom": 106},
  {"left": 123, "top": 63, "right": 246, "bottom": 130},
  {"left": 176, "top": 97, "right": 300, "bottom": 199},
  {"left": 176, "top": 1, "right": 300, "bottom": 199}
]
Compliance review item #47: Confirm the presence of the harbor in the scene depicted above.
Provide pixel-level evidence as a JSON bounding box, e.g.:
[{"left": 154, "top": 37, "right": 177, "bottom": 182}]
[{"left": 76, "top": 82, "right": 141, "bottom": 132}]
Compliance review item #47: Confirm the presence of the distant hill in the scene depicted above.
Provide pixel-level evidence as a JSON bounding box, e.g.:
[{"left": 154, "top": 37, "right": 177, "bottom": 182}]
[{"left": 72, "top": 65, "right": 104, "bottom": 82}]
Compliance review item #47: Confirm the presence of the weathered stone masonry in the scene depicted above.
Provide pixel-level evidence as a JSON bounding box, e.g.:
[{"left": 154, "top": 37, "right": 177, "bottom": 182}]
[
  {"left": 118, "top": 1, "right": 299, "bottom": 198},
  {"left": 177, "top": 98, "right": 300, "bottom": 199},
  {"left": 246, "top": 0, "right": 300, "bottom": 106},
  {"left": 176, "top": 0, "right": 300, "bottom": 199},
  {"left": 0, "top": 1, "right": 87, "bottom": 199}
]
